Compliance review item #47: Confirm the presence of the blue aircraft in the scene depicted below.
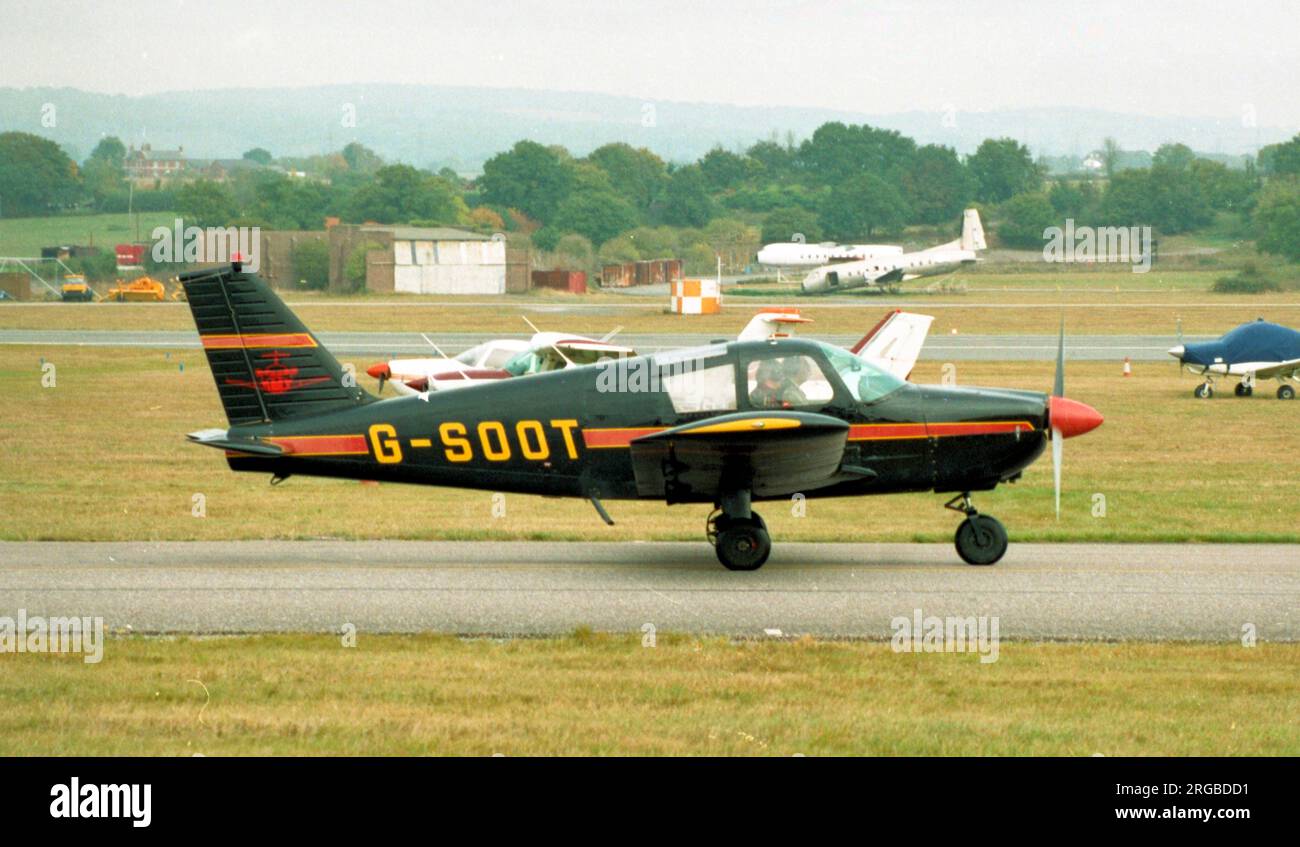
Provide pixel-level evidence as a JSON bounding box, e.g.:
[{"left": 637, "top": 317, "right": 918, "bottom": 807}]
[{"left": 1168, "top": 319, "right": 1300, "bottom": 399}]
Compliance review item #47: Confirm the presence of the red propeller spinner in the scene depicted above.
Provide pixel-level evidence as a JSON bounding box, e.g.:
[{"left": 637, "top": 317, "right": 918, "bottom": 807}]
[{"left": 1048, "top": 396, "right": 1104, "bottom": 439}]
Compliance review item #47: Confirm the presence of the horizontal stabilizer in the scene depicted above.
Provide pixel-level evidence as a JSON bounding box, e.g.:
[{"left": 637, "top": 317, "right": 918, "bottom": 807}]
[{"left": 187, "top": 428, "right": 285, "bottom": 457}]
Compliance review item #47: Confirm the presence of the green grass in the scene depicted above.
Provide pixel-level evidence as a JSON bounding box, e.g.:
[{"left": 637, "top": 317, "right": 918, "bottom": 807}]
[
  {"left": 0, "top": 211, "right": 178, "bottom": 259},
  {"left": 1, "top": 635, "right": 1295, "bottom": 755},
  {"left": 1, "top": 346, "right": 1297, "bottom": 543}
]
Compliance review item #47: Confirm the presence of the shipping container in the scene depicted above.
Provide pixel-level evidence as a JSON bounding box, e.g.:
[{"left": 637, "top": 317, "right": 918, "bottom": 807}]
[{"left": 531, "top": 269, "right": 587, "bottom": 294}]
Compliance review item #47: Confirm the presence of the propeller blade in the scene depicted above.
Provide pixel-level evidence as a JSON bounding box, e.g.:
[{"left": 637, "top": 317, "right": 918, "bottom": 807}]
[
  {"left": 1053, "top": 314, "right": 1065, "bottom": 398},
  {"left": 1052, "top": 314, "right": 1064, "bottom": 518},
  {"left": 1175, "top": 317, "right": 1184, "bottom": 374},
  {"left": 1052, "top": 425, "right": 1063, "bottom": 520}
]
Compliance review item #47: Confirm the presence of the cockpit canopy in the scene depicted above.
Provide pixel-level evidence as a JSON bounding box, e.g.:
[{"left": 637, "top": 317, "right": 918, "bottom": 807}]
[{"left": 622, "top": 339, "right": 907, "bottom": 416}]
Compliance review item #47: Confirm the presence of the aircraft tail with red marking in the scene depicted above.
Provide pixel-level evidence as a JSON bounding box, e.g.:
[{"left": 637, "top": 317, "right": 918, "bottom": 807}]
[{"left": 180, "top": 263, "right": 373, "bottom": 426}]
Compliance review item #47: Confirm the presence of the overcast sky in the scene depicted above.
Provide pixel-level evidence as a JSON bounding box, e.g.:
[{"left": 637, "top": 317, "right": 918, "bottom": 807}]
[{"left": 2, "top": 0, "right": 1296, "bottom": 126}]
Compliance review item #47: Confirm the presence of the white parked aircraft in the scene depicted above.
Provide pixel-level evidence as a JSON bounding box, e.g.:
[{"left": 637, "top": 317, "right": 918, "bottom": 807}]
[
  {"left": 756, "top": 241, "right": 903, "bottom": 269},
  {"left": 366, "top": 338, "right": 528, "bottom": 395},
  {"left": 367, "top": 332, "right": 636, "bottom": 395},
  {"left": 801, "top": 209, "right": 986, "bottom": 294}
]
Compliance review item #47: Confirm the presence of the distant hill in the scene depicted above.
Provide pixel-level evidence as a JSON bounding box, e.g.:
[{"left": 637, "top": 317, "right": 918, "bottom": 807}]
[{"left": 1, "top": 84, "right": 1294, "bottom": 173}]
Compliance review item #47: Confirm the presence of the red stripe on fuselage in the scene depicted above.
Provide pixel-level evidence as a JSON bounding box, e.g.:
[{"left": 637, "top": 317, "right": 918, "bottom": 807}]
[
  {"left": 581, "top": 420, "right": 1035, "bottom": 448},
  {"left": 582, "top": 427, "right": 668, "bottom": 448},
  {"left": 848, "top": 420, "right": 1035, "bottom": 440},
  {"left": 264, "top": 434, "right": 369, "bottom": 456}
]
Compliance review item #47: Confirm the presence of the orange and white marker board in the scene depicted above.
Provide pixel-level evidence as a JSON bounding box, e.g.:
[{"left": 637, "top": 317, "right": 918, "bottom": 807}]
[{"left": 671, "top": 278, "right": 721, "bottom": 315}]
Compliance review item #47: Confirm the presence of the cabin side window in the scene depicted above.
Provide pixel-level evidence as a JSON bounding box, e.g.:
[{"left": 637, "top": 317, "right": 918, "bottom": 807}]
[
  {"left": 745, "top": 354, "right": 834, "bottom": 410},
  {"left": 661, "top": 362, "right": 737, "bottom": 414}
]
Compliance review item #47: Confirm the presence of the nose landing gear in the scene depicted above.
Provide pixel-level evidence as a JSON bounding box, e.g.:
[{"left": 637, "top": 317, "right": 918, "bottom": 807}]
[{"left": 945, "top": 493, "right": 1008, "bottom": 565}]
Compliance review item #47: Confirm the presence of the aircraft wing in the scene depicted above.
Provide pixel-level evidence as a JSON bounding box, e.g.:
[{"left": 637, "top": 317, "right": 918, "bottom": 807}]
[
  {"left": 626, "top": 410, "right": 857, "bottom": 501},
  {"left": 850, "top": 310, "right": 935, "bottom": 380},
  {"left": 552, "top": 339, "right": 637, "bottom": 358},
  {"left": 1251, "top": 358, "right": 1300, "bottom": 380}
]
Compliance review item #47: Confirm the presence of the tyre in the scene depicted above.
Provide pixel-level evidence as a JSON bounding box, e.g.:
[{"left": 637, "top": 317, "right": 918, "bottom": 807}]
[
  {"left": 1193, "top": 383, "right": 1213, "bottom": 399},
  {"left": 954, "top": 515, "right": 1008, "bottom": 566},
  {"left": 1279, "top": 384, "right": 1296, "bottom": 400},
  {"left": 715, "top": 519, "right": 771, "bottom": 571}
]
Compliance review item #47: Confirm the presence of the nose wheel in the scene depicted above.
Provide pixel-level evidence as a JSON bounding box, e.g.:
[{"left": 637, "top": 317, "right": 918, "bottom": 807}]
[{"left": 944, "top": 493, "right": 1008, "bottom": 566}]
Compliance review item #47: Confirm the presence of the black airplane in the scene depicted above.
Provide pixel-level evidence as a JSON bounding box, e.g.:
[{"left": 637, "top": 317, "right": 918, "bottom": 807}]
[{"left": 180, "top": 262, "right": 1103, "bottom": 570}]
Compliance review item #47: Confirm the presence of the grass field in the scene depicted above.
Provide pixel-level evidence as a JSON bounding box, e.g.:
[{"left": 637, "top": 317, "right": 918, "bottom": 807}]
[
  {"left": 1, "top": 635, "right": 1295, "bottom": 755},
  {"left": 1, "top": 344, "right": 1296, "bottom": 543},
  {"left": 0, "top": 212, "right": 179, "bottom": 259}
]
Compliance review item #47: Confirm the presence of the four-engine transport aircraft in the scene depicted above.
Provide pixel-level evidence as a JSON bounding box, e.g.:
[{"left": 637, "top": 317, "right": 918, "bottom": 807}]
[
  {"left": 1168, "top": 318, "right": 1300, "bottom": 399},
  {"left": 801, "top": 209, "right": 986, "bottom": 294},
  {"left": 180, "top": 261, "right": 1102, "bottom": 570}
]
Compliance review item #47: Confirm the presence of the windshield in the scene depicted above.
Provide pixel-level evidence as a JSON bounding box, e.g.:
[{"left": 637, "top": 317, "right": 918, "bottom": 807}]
[
  {"left": 503, "top": 350, "right": 542, "bottom": 376},
  {"left": 817, "top": 342, "right": 906, "bottom": 403},
  {"left": 454, "top": 343, "right": 487, "bottom": 365}
]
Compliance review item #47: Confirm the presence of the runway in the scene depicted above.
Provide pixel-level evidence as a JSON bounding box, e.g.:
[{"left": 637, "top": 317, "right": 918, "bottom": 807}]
[
  {"left": 2, "top": 541, "right": 1295, "bottom": 640},
  {"left": 0, "top": 328, "right": 1201, "bottom": 361}
]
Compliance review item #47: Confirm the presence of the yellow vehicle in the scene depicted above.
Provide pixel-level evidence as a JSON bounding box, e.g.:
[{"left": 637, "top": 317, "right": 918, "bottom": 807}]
[
  {"left": 105, "top": 276, "right": 167, "bottom": 302},
  {"left": 60, "top": 275, "right": 95, "bottom": 302}
]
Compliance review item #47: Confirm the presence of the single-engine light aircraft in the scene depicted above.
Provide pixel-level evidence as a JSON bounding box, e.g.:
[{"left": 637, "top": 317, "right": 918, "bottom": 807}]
[
  {"left": 181, "top": 262, "right": 1102, "bottom": 570},
  {"left": 367, "top": 330, "right": 635, "bottom": 395},
  {"left": 1167, "top": 318, "right": 1300, "bottom": 399}
]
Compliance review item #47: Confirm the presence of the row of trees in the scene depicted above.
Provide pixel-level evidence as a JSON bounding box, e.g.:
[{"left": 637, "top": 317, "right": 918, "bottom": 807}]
[
  {"left": 994, "top": 141, "right": 1267, "bottom": 248},
  {"left": 4, "top": 124, "right": 1300, "bottom": 266},
  {"left": 476, "top": 129, "right": 1042, "bottom": 249}
]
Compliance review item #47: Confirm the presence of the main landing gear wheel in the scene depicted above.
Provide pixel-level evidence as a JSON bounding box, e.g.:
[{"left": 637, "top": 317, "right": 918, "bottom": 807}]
[
  {"left": 713, "top": 515, "right": 771, "bottom": 571},
  {"left": 954, "top": 515, "right": 1008, "bottom": 565},
  {"left": 1193, "top": 383, "right": 1214, "bottom": 399},
  {"left": 944, "top": 493, "right": 1008, "bottom": 566},
  {"left": 1279, "top": 385, "right": 1296, "bottom": 400},
  {"left": 1234, "top": 382, "right": 1253, "bottom": 397}
]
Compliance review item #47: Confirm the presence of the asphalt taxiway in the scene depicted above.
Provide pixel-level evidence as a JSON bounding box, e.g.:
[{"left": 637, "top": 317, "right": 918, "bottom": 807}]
[
  {"left": 1, "top": 541, "right": 1294, "bottom": 640},
  {"left": 0, "top": 328, "right": 1203, "bottom": 361}
]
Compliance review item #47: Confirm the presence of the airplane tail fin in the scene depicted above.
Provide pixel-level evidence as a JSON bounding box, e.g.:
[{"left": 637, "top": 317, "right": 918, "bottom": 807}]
[
  {"left": 180, "top": 263, "right": 372, "bottom": 426},
  {"left": 960, "top": 208, "right": 987, "bottom": 252},
  {"left": 850, "top": 309, "right": 935, "bottom": 380}
]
